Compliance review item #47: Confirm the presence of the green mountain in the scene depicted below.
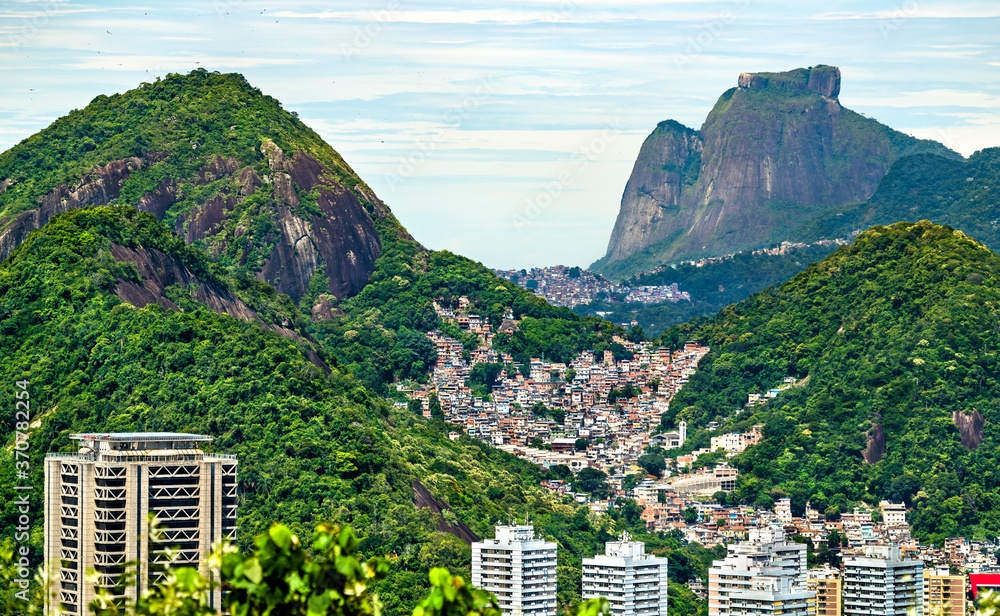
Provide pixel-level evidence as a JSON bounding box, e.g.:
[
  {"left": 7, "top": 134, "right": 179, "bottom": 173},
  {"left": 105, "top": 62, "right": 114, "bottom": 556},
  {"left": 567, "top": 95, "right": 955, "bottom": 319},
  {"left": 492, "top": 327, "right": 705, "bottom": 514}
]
[
  {"left": 594, "top": 65, "right": 958, "bottom": 279},
  {"left": 0, "top": 72, "right": 720, "bottom": 614},
  {"left": 656, "top": 221, "right": 1000, "bottom": 543},
  {"left": 585, "top": 148, "right": 1000, "bottom": 338},
  {"left": 0, "top": 69, "right": 390, "bottom": 302},
  {"left": 0, "top": 69, "right": 628, "bottom": 393},
  {"left": 791, "top": 148, "right": 1000, "bottom": 247}
]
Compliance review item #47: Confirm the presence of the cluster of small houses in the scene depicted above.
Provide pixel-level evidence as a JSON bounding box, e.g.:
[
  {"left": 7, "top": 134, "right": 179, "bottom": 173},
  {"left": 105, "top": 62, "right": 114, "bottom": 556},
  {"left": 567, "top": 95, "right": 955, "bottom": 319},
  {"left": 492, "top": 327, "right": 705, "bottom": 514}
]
[
  {"left": 491, "top": 265, "right": 690, "bottom": 308},
  {"left": 641, "top": 237, "right": 850, "bottom": 273},
  {"left": 401, "top": 295, "right": 1000, "bottom": 601},
  {"left": 399, "top": 297, "right": 710, "bottom": 477}
]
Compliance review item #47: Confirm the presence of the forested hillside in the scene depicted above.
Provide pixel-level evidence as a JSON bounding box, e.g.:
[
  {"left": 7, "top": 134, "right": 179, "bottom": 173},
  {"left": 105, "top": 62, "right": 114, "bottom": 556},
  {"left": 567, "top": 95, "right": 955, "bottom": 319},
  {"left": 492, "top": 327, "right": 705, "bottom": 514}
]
[
  {"left": 0, "top": 205, "right": 713, "bottom": 614},
  {"left": 0, "top": 72, "right": 715, "bottom": 616},
  {"left": 656, "top": 221, "right": 1000, "bottom": 543},
  {"left": 0, "top": 70, "right": 628, "bottom": 396}
]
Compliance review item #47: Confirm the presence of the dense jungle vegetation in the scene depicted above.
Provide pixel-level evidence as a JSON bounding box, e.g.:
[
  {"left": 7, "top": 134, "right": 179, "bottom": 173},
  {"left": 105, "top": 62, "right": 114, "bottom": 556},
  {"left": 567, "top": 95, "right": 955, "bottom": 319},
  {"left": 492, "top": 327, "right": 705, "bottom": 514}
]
[
  {"left": 654, "top": 221, "right": 1000, "bottom": 544},
  {"left": 791, "top": 149, "right": 1000, "bottom": 249},
  {"left": 0, "top": 205, "right": 710, "bottom": 615}
]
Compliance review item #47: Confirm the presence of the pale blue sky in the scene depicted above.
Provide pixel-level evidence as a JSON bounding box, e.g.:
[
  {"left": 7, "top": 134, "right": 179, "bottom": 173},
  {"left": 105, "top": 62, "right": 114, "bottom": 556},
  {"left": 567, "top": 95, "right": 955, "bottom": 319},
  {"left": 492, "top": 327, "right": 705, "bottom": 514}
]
[{"left": 2, "top": 0, "right": 998, "bottom": 268}]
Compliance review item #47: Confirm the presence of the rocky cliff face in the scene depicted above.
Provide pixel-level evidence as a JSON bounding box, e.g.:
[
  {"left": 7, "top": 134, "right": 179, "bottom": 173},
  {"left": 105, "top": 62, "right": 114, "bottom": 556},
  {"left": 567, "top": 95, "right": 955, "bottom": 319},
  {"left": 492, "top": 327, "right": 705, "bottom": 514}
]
[
  {"left": 0, "top": 157, "right": 150, "bottom": 264},
  {"left": 0, "top": 71, "right": 402, "bottom": 315},
  {"left": 110, "top": 243, "right": 329, "bottom": 371},
  {"left": 603, "top": 121, "right": 701, "bottom": 263},
  {"left": 596, "top": 65, "right": 958, "bottom": 277},
  {"left": 0, "top": 145, "right": 385, "bottom": 308},
  {"left": 953, "top": 409, "right": 985, "bottom": 451}
]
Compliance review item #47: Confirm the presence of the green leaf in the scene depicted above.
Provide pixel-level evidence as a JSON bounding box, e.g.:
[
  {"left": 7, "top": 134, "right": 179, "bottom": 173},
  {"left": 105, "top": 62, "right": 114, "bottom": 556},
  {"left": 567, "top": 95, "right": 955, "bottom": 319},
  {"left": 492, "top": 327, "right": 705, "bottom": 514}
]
[
  {"left": 243, "top": 557, "right": 263, "bottom": 584},
  {"left": 269, "top": 524, "right": 293, "bottom": 551}
]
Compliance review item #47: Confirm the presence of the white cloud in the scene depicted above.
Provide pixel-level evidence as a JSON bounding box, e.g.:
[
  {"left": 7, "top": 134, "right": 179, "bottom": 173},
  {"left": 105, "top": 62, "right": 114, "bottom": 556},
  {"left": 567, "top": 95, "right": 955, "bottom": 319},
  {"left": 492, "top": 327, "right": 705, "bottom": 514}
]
[
  {"left": 848, "top": 89, "right": 1000, "bottom": 109},
  {"left": 810, "top": 6, "right": 1000, "bottom": 20},
  {"left": 66, "top": 54, "right": 309, "bottom": 72},
  {"left": 901, "top": 124, "right": 1000, "bottom": 157}
]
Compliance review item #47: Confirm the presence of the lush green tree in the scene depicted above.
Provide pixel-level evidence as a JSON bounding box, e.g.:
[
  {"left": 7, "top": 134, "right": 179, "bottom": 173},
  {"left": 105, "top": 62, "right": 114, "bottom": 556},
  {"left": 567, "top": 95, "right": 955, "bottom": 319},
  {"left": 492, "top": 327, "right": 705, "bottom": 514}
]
[
  {"left": 573, "top": 469, "right": 611, "bottom": 500},
  {"left": 637, "top": 452, "right": 666, "bottom": 478},
  {"left": 429, "top": 396, "right": 444, "bottom": 421},
  {"left": 468, "top": 363, "right": 503, "bottom": 395}
]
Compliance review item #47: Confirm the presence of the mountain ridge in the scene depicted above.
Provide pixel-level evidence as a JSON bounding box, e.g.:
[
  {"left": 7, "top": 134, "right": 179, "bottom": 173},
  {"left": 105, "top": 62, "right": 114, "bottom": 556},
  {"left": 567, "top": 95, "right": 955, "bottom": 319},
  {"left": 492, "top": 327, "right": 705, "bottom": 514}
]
[
  {"left": 657, "top": 220, "right": 1000, "bottom": 542},
  {"left": 0, "top": 69, "right": 404, "bottom": 306},
  {"left": 594, "top": 65, "right": 959, "bottom": 279}
]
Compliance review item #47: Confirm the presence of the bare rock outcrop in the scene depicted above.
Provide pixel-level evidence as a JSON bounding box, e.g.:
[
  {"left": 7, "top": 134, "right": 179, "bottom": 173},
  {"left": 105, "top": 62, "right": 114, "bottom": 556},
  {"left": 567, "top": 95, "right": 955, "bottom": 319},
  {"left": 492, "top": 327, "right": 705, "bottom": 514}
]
[
  {"left": 181, "top": 193, "right": 238, "bottom": 243},
  {"left": 137, "top": 179, "right": 180, "bottom": 219},
  {"left": 863, "top": 420, "right": 886, "bottom": 464},
  {"left": 0, "top": 157, "right": 148, "bottom": 264},
  {"left": 110, "top": 243, "right": 328, "bottom": 372},
  {"left": 256, "top": 140, "right": 382, "bottom": 300},
  {"left": 412, "top": 480, "right": 480, "bottom": 545},
  {"left": 953, "top": 408, "right": 985, "bottom": 451}
]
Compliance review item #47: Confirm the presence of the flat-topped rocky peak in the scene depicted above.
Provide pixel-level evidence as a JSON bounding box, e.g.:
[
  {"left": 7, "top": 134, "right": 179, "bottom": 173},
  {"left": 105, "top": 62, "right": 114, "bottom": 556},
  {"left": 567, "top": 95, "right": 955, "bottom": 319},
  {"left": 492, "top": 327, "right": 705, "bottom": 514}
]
[{"left": 737, "top": 65, "right": 841, "bottom": 99}]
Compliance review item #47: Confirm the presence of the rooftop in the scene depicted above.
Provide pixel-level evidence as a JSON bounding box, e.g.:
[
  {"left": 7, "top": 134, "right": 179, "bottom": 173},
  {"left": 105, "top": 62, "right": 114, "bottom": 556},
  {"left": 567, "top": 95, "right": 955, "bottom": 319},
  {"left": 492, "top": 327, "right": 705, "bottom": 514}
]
[{"left": 71, "top": 432, "right": 213, "bottom": 442}]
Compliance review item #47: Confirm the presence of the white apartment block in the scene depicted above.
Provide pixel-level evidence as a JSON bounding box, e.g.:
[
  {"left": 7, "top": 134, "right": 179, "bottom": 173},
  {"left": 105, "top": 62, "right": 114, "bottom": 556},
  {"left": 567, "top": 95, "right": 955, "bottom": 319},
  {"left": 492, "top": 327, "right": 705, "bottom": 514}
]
[
  {"left": 582, "top": 533, "right": 669, "bottom": 616},
  {"left": 709, "top": 527, "right": 810, "bottom": 616},
  {"left": 844, "top": 545, "right": 923, "bottom": 616},
  {"left": 880, "top": 501, "right": 908, "bottom": 526},
  {"left": 727, "top": 527, "right": 807, "bottom": 587},
  {"left": 729, "top": 574, "right": 815, "bottom": 616},
  {"left": 44, "top": 433, "right": 237, "bottom": 616},
  {"left": 472, "top": 525, "right": 558, "bottom": 616}
]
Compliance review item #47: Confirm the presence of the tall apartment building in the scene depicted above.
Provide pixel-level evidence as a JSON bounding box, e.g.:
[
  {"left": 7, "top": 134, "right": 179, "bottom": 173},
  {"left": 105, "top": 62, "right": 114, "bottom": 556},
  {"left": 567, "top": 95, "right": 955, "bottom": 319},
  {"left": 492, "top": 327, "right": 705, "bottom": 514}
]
[
  {"left": 880, "top": 501, "right": 908, "bottom": 527},
  {"left": 726, "top": 527, "right": 808, "bottom": 587},
  {"left": 729, "top": 574, "right": 815, "bottom": 616},
  {"left": 807, "top": 566, "right": 842, "bottom": 616},
  {"left": 843, "top": 545, "right": 922, "bottom": 616},
  {"left": 709, "top": 527, "right": 810, "bottom": 616},
  {"left": 472, "top": 525, "right": 557, "bottom": 616},
  {"left": 582, "top": 532, "right": 669, "bottom": 616},
  {"left": 922, "top": 568, "right": 966, "bottom": 616},
  {"left": 44, "top": 433, "right": 237, "bottom": 616}
]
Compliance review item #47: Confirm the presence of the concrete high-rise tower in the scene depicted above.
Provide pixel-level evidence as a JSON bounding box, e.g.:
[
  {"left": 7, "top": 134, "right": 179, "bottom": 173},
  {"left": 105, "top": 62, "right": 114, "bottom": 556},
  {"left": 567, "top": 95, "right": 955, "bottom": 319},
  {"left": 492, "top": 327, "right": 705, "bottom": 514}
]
[
  {"left": 843, "top": 545, "right": 922, "bottom": 616},
  {"left": 44, "top": 433, "right": 237, "bottom": 616},
  {"left": 709, "top": 527, "right": 810, "bottom": 616},
  {"left": 472, "top": 525, "right": 557, "bottom": 616},
  {"left": 582, "top": 532, "right": 669, "bottom": 616}
]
